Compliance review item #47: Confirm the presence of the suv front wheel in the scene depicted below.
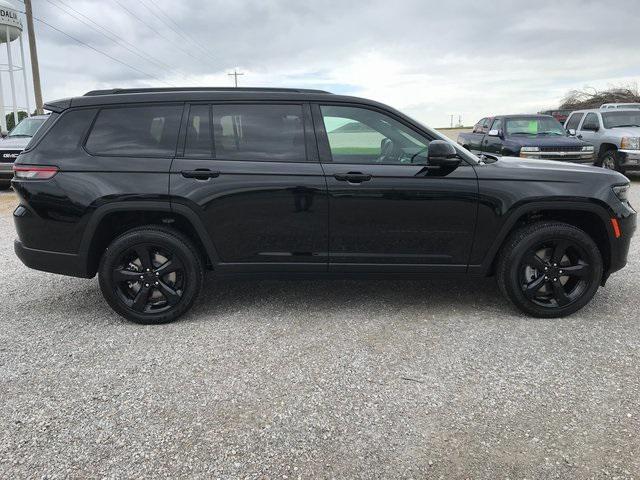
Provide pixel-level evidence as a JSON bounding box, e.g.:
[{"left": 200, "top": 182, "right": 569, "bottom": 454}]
[
  {"left": 599, "top": 149, "right": 623, "bottom": 173},
  {"left": 98, "top": 226, "right": 204, "bottom": 324},
  {"left": 497, "top": 222, "right": 603, "bottom": 318}
]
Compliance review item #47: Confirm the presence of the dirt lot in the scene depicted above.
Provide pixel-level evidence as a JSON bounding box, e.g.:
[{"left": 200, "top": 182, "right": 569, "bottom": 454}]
[{"left": 0, "top": 176, "right": 639, "bottom": 478}]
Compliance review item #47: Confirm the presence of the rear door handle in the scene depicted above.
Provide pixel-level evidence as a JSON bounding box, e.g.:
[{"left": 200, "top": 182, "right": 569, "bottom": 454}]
[
  {"left": 333, "top": 172, "right": 372, "bottom": 183},
  {"left": 181, "top": 169, "right": 220, "bottom": 179}
]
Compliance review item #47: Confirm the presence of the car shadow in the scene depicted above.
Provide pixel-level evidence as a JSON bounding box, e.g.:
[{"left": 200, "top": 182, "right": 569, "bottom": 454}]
[{"left": 187, "top": 274, "right": 508, "bottom": 322}]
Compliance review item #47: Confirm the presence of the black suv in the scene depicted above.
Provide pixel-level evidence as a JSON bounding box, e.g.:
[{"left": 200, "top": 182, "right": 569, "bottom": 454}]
[{"left": 12, "top": 87, "right": 636, "bottom": 324}]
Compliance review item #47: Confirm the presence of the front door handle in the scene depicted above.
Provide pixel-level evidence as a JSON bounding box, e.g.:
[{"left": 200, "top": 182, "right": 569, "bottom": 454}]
[
  {"left": 334, "top": 172, "right": 372, "bottom": 183},
  {"left": 181, "top": 169, "right": 220, "bottom": 179}
]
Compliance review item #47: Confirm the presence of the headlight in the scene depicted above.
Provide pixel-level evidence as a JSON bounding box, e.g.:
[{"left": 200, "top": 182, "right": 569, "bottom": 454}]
[
  {"left": 582, "top": 145, "right": 595, "bottom": 152},
  {"left": 612, "top": 184, "right": 629, "bottom": 202},
  {"left": 621, "top": 137, "right": 640, "bottom": 150},
  {"left": 521, "top": 146, "right": 540, "bottom": 152}
]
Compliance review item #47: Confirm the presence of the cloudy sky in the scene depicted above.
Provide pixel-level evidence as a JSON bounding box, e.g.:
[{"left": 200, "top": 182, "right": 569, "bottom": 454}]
[{"left": 10, "top": 0, "right": 640, "bottom": 126}]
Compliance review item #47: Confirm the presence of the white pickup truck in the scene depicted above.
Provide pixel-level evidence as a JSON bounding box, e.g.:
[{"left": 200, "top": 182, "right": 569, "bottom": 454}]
[{"left": 564, "top": 108, "right": 640, "bottom": 173}]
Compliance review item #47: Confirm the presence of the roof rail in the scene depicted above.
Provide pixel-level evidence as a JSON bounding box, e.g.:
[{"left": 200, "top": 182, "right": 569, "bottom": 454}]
[{"left": 84, "top": 87, "right": 332, "bottom": 96}]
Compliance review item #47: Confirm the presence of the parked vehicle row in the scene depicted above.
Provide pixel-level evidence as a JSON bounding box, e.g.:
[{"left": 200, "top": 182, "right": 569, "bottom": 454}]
[
  {"left": 459, "top": 106, "right": 640, "bottom": 174},
  {"left": 457, "top": 115, "right": 595, "bottom": 163},
  {"left": 11, "top": 87, "right": 636, "bottom": 324}
]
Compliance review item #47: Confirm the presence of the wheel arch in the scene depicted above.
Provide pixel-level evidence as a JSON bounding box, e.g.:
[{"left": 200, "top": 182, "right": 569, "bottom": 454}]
[
  {"left": 598, "top": 142, "right": 618, "bottom": 158},
  {"left": 476, "top": 201, "right": 615, "bottom": 278},
  {"left": 79, "top": 202, "right": 219, "bottom": 277}
]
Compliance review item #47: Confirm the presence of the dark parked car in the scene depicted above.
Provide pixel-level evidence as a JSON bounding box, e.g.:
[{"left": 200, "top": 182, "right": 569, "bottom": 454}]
[
  {"left": 12, "top": 88, "right": 636, "bottom": 324},
  {"left": 457, "top": 114, "right": 595, "bottom": 163},
  {"left": 0, "top": 115, "right": 48, "bottom": 189}
]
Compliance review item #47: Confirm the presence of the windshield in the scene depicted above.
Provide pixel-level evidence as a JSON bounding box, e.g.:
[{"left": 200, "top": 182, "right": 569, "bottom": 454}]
[
  {"left": 506, "top": 117, "right": 565, "bottom": 136},
  {"left": 602, "top": 111, "right": 640, "bottom": 129},
  {"left": 8, "top": 117, "right": 46, "bottom": 137}
]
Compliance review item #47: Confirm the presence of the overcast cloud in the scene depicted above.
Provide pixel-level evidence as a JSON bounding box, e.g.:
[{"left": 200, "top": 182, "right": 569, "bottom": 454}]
[{"left": 17, "top": 0, "right": 640, "bottom": 126}]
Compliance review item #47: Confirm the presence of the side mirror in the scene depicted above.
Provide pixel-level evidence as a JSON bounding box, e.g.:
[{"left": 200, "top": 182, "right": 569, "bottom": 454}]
[
  {"left": 567, "top": 128, "right": 576, "bottom": 136},
  {"left": 428, "top": 140, "right": 461, "bottom": 168},
  {"left": 488, "top": 129, "right": 500, "bottom": 137}
]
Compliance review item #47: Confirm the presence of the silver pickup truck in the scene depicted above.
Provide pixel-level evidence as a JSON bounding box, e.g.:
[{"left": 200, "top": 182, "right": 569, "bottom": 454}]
[{"left": 564, "top": 108, "right": 640, "bottom": 173}]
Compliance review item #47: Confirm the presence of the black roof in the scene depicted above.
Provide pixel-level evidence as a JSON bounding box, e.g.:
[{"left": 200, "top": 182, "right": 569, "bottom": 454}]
[
  {"left": 43, "top": 86, "right": 373, "bottom": 112},
  {"left": 83, "top": 87, "right": 332, "bottom": 96}
]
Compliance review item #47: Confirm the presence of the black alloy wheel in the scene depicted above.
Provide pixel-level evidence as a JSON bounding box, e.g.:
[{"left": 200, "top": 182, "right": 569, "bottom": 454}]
[
  {"left": 497, "top": 222, "right": 603, "bottom": 318},
  {"left": 520, "top": 239, "right": 591, "bottom": 308},
  {"left": 99, "top": 226, "right": 204, "bottom": 324},
  {"left": 113, "top": 244, "right": 185, "bottom": 314}
]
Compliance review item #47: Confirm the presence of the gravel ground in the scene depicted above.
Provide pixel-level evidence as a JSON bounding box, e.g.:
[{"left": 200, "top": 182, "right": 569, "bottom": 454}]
[{"left": 1, "top": 176, "right": 639, "bottom": 479}]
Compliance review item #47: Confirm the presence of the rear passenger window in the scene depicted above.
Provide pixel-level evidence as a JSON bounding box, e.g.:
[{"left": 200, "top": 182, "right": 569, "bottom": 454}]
[
  {"left": 184, "top": 105, "right": 212, "bottom": 158},
  {"left": 86, "top": 105, "right": 183, "bottom": 157},
  {"left": 213, "top": 104, "right": 306, "bottom": 162},
  {"left": 565, "top": 113, "right": 583, "bottom": 131}
]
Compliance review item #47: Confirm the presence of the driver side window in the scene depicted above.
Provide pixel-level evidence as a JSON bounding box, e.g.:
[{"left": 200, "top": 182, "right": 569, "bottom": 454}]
[{"left": 320, "top": 105, "right": 430, "bottom": 164}]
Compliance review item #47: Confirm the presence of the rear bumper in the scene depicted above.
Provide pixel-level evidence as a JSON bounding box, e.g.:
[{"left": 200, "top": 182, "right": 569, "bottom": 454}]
[
  {"left": 617, "top": 150, "right": 640, "bottom": 171},
  {"left": 14, "top": 240, "right": 92, "bottom": 278}
]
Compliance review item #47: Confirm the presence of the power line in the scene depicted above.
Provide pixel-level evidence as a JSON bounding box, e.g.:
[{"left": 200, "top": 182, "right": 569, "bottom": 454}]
[
  {"left": 25, "top": 11, "right": 174, "bottom": 86},
  {"left": 46, "top": 0, "right": 187, "bottom": 80},
  {"left": 139, "top": 0, "right": 216, "bottom": 63},
  {"left": 113, "top": 0, "right": 217, "bottom": 69}
]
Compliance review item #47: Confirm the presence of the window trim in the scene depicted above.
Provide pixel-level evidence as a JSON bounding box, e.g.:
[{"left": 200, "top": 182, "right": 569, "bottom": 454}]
[
  {"left": 83, "top": 102, "right": 186, "bottom": 159},
  {"left": 178, "top": 103, "right": 215, "bottom": 159},
  {"left": 311, "top": 102, "right": 439, "bottom": 166}
]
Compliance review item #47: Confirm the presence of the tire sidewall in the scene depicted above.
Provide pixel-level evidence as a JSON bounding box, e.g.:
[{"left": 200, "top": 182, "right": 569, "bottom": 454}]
[
  {"left": 98, "top": 229, "right": 202, "bottom": 324},
  {"left": 600, "top": 151, "right": 620, "bottom": 172}
]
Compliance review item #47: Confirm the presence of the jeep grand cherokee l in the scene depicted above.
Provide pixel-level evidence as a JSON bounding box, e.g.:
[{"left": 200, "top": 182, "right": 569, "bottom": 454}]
[{"left": 12, "top": 87, "right": 636, "bottom": 324}]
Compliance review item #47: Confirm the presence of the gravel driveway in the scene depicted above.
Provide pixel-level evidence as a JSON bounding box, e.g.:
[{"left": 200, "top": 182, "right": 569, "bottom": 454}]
[{"left": 1, "top": 177, "right": 639, "bottom": 479}]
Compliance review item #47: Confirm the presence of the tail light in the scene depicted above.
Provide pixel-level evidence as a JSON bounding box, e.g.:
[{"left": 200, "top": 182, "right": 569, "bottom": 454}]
[{"left": 13, "top": 165, "right": 59, "bottom": 180}]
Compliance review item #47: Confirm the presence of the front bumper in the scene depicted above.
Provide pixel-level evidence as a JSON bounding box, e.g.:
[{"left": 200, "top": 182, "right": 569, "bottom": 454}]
[
  {"left": 608, "top": 210, "right": 637, "bottom": 276},
  {"left": 519, "top": 151, "right": 595, "bottom": 163},
  {"left": 617, "top": 150, "right": 640, "bottom": 171}
]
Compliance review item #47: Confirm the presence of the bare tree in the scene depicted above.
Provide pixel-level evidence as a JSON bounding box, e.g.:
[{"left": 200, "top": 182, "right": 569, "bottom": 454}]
[{"left": 560, "top": 83, "right": 640, "bottom": 110}]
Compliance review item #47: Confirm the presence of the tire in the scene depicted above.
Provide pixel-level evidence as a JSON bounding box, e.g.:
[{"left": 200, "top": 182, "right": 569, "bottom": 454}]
[
  {"left": 0, "top": 181, "right": 10, "bottom": 190},
  {"left": 598, "top": 149, "right": 623, "bottom": 173},
  {"left": 496, "top": 221, "right": 603, "bottom": 318},
  {"left": 98, "top": 226, "right": 204, "bottom": 324}
]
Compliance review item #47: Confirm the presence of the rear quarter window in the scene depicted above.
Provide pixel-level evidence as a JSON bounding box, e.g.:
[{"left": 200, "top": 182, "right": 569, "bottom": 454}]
[
  {"left": 85, "top": 105, "right": 183, "bottom": 157},
  {"left": 29, "top": 109, "right": 98, "bottom": 160}
]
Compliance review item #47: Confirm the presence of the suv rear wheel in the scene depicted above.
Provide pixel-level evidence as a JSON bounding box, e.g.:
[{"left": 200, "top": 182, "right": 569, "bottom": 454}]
[
  {"left": 497, "top": 222, "right": 603, "bottom": 318},
  {"left": 98, "top": 226, "right": 204, "bottom": 324}
]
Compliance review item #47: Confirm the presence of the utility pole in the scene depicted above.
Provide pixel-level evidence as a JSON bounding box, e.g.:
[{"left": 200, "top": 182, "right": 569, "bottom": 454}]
[
  {"left": 227, "top": 69, "right": 244, "bottom": 88},
  {"left": 24, "top": 0, "right": 43, "bottom": 114}
]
